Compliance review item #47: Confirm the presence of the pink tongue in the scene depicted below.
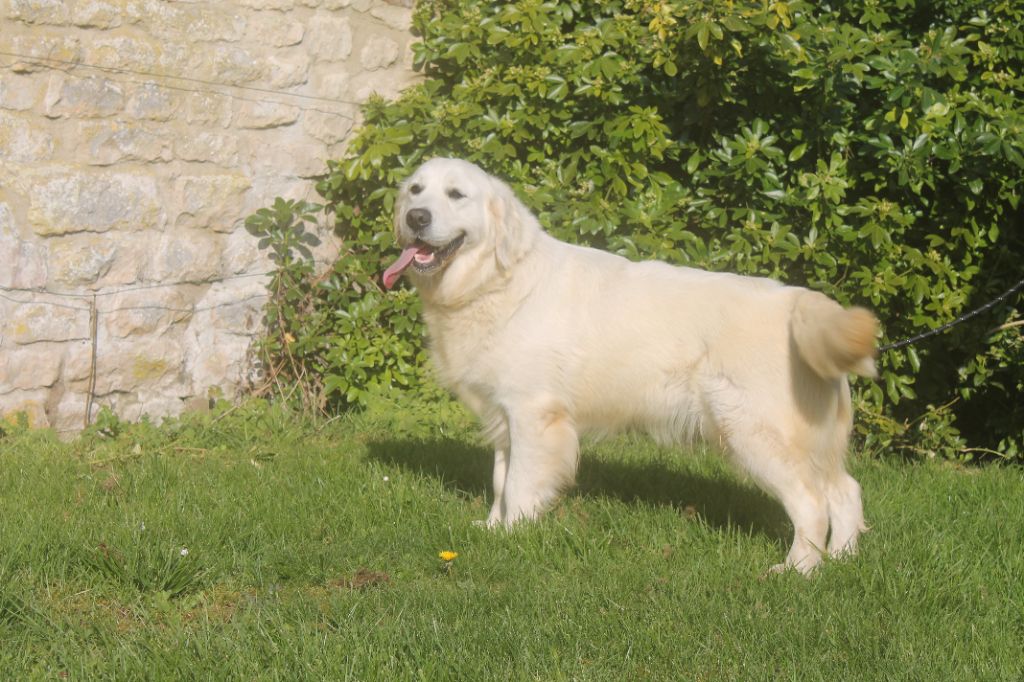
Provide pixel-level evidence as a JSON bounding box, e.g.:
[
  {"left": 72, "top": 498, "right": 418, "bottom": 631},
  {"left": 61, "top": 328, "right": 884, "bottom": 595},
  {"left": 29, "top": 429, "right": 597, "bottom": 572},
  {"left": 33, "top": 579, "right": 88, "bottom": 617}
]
[{"left": 383, "top": 246, "right": 421, "bottom": 290}]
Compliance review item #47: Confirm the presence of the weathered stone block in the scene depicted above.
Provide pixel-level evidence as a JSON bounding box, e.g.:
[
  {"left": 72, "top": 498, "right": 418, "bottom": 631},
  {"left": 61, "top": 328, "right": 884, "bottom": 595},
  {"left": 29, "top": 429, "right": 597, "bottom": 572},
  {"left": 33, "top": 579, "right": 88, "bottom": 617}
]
[
  {"left": 71, "top": 0, "right": 128, "bottom": 29},
  {"left": 0, "top": 345, "right": 63, "bottom": 391},
  {"left": 174, "top": 174, "right": 252, "bottom": 232},
  {"left": 63, "top": 340, "right": 96, "bottom": 389},
  {"left": 44, "top": 74, "right": 125, "bottom": 118},
  {"left": 0, "top": 390, "right": 50, "bottom": 428},
  {"left": 125, "top": 83, "right": 179, "bottom": 122},
  {"left": 85, "top": 122, "right": 173, "bottom": 165},
  {"left": 51, "top": 390, "right": 89, "bottom": 434},
  {"left": 45, "top": 232, "right": 148, "bottom": 288},
  {"left": 221, "top": 227, "right": 270, "bottom": 276},
  {"left": 306, "top": 14, "right": 353, "bottom": 61},
  {"left": 246, "top": 14, "right": 305, "bottom": 47},
  {"left": 0, "top": 74, "right": 43, "bottom": 111},
  {"left": 149, "top": 229, "right": 224, "bottom": 281},
  {"left": 0, "top": 111, "right": 55, "bottom": 162},
  {"left": 0, "top": 203, "right": 48, "bottom": 288},
  {"left": 234, "top": 100, "right": 300, "bottom": 129},
  {"left": 182, "top": 91, "right": 232, "bottom": 127},
  {"left": 250, "top": 138, "right": 331, "bottom": 178},
  {"left": 7, "top": 35, "right": 81, "bottom": 73},
  {"left": 359, "top": 34, "right": 400, "bottom": 71},
  {"left": 302, "top": 108, "right": 354, "bottom": 144},
  {"left": 237, "top": 0, "right": 295, "bottom": 10},
  {"left": 96, "top": 235, "right": 149, "bottom": 288},
  {"left": 4, "top": 302, "right": 91, "bottom": 345},
  {"left": 183, "top": 284, "right": 268, "bottom": 392},
  {"left": 299, "top": 0, "right": 361, "bottom": 8},
  {"left": 128, "top": 0, "right": 182, "bottom": 37},
  {"left": 93, "top": 335, "right": 186, "bottom": 394},
  {"left": 267, "top": 52, "right": 311, "bottom": 89},
  {"left": 138, "top": 394, "right": 189, "bottom": 422},
  {"left": 351, "top": 66, "right": 417, "bottom": 102},
  {"left": 173, "top": 131, "right": 240, "bottom": 165},
  {"left": 9, "top": 0, "right": 71, "bottom": 25},
  {"left": 178, "top": 10, "right": 247, "bottom": 43},
  {"left": 314, "top": 69, "right": 352, "bottom": 100},
  {"left": 87, "top": 36, "right": 160, "bottom": 71},
  {"left": 369, "top": 4, "right": 411, "bottom": 31},
  {"left": 155, "top": 42, "right": 193, "bottom": 77},
  {"left": 102, "top": 288, "right": 192, "bottom": 339},
  {"left": 28, "top": 170, "right": 164, "bottom": 235},
  {"left": 46, "top": 233, "right": 119, "bottom": 285},
  {"left": 208, "top": 46, "right": 265, "bottom": 85},
  {"left": 192, "top": 281, "right": 268, "bottom": 336}
]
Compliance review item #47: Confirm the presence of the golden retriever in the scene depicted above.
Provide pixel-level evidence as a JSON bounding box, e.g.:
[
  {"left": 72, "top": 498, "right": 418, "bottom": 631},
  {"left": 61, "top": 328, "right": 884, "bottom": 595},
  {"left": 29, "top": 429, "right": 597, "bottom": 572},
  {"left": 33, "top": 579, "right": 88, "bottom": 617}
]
[{"left": 383, "top": 157, "right": 878, "bottom": 574}]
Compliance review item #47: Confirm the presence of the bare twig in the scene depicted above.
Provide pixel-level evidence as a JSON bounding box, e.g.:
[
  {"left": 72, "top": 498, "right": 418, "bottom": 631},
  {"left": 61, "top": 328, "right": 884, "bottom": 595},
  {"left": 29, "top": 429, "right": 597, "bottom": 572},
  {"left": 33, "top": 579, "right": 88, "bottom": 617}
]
[
  {"left": 990, "top": 319, "right": 1024, "bottom": 334},
  {"left": 85, "top": 294, "right": 98, "bottom": 427}
]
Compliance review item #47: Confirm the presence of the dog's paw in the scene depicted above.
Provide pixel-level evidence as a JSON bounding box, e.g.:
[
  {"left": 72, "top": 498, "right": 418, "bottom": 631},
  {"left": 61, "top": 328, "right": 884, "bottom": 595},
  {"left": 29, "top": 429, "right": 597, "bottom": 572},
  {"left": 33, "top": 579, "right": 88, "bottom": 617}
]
[
  {"left": 761, "top": 558, "right": 820, "bottom": 580},
  {"left": 763, "top": 562, "right": 790, "bottom": 578},
  {"left": 472, "top": 516, "right": 503, "bottom": 529}
]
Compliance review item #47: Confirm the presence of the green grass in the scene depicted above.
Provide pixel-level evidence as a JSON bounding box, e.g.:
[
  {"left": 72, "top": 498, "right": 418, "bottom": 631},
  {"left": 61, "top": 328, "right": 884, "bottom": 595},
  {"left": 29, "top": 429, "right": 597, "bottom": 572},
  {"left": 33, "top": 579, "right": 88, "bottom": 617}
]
[{"left": 1, "top": 400, "right": 1022, "bottom": 680}]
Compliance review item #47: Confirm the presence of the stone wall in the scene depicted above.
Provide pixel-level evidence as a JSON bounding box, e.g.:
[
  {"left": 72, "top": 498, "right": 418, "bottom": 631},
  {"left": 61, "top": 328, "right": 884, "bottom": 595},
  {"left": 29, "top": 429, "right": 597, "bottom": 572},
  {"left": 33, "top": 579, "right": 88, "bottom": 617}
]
[{"left": 0, "top": 0, "right": 418, "bottom": 434}]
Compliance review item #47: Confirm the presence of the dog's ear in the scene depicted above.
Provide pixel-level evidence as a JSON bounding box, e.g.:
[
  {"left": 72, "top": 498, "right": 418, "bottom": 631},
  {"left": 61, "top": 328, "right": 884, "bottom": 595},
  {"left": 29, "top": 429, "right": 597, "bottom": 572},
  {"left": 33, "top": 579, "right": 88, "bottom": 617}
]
[{"left": 488, "top": 179, "right": 533, "bottom": 271}]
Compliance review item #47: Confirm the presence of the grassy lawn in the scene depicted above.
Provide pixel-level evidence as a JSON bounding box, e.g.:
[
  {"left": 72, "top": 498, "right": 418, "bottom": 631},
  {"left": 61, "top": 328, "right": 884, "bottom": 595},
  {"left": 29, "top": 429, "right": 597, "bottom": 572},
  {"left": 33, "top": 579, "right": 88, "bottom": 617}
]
[{"left": 1, "top": 400, "right": 1021, "bottom": 680}]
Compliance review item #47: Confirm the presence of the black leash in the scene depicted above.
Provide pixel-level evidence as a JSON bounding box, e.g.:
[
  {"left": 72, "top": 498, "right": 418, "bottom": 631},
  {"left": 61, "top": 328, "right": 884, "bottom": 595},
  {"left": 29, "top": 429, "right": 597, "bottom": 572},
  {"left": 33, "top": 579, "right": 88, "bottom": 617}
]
[{"left": 878, "top": 275, "right": 1024, "bottom": 353}]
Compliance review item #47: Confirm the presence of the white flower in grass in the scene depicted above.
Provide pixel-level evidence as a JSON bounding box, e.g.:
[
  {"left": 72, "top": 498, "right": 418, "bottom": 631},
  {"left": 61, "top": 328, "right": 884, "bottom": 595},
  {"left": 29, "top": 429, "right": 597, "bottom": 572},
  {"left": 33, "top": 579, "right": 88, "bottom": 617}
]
[{"left": 180, "top": 547, "right": 189, "bottom": 557}]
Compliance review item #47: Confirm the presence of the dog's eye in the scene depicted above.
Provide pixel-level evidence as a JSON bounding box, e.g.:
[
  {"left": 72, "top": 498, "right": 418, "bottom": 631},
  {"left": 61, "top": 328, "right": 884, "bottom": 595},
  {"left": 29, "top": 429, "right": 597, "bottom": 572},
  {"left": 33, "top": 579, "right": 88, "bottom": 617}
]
[
  {"left": 447, "top": 188, "right": 465, "bottom": 200},
  {"left": 409, "top": 183, "right": 423, "bottom": 195}
]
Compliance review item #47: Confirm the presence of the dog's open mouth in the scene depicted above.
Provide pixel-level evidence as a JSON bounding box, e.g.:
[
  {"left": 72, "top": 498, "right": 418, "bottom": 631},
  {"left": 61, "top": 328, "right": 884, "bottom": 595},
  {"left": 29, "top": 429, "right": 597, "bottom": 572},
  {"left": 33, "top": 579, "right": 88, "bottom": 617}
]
[{"left": 383, "top": 233, "right": 465, "bottom": 289}]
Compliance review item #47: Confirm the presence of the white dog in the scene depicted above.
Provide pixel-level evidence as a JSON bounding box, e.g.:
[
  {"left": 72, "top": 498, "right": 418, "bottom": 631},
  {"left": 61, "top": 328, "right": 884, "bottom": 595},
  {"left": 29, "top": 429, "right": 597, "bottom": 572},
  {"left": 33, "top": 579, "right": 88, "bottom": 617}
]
[{"left": 383, "top": 157, "right": 878, "bottom": 574}]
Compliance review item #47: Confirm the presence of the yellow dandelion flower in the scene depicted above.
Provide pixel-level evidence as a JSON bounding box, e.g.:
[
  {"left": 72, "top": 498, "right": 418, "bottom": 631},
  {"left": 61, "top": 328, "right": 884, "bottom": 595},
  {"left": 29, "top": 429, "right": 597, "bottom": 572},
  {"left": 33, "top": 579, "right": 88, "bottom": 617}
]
[{"left": 438, "top": 551, "right": 458, "bottom": 562}]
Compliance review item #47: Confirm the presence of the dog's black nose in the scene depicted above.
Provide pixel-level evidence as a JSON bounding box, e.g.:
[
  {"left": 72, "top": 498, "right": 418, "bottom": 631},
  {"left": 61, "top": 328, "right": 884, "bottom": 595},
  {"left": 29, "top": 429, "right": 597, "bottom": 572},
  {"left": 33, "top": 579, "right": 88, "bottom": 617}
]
[{"left": 406, "top": 208, "right": 431, "bottom": 232}]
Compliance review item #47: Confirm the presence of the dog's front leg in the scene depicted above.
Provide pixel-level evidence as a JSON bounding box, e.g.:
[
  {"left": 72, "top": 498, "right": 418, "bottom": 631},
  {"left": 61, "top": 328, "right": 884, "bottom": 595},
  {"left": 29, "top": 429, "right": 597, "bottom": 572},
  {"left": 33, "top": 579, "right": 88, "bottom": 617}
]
[
  {"left": 500, "top": 404, "right": 579, "bottom": 525},
  {"left": 486, "top": 447, "right": 508, "bottom": 527}
]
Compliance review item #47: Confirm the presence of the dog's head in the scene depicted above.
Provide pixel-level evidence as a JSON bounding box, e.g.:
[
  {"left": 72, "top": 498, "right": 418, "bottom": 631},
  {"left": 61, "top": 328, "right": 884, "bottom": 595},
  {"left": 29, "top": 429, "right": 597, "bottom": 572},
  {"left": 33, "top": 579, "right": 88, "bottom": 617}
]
[{"left": 383, "top": 158, "right": 538, "bottom": 303}]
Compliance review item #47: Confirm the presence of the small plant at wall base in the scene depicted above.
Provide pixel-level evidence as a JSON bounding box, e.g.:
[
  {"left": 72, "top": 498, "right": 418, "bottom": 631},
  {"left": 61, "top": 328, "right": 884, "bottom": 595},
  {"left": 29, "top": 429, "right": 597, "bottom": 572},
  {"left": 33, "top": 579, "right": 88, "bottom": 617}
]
[
  {"left": 245, "top": 198, "right": 328, "bottom": 412},
  {"left": 251, "top": 0, "right": 1023, "bottom": 462}
]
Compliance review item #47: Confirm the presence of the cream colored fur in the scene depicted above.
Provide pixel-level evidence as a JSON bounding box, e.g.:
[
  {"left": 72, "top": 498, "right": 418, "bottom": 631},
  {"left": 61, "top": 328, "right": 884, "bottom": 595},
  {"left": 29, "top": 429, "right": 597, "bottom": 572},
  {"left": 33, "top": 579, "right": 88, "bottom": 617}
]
[{"left": 392, "top": 158, "right": 879, "bottom": 574}]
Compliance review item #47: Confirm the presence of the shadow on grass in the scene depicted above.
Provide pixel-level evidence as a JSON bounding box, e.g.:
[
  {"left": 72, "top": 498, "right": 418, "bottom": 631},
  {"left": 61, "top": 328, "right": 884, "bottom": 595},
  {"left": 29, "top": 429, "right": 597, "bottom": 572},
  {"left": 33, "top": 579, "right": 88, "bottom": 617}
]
[{"left": 365, "top": 436, "right": 790, "bottom": 545}]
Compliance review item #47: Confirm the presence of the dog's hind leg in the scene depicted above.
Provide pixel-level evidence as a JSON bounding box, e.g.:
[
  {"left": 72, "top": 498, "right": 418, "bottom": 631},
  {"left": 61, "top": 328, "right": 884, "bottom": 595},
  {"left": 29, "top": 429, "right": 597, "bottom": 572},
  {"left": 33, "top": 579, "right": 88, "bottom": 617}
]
[
  {"left": 822, "top": 391, "right": 867, "bottom": 557},
  {"left": 501, "top": 401, "right": 579, "bottom": 525},
  {"left": 731, "top": 435, "right": 829, "bottom": 575},
  {"left": 705, "top": 391, "right": 829, "bottom": 574},
  {"left": 825, "top": 471, "right": 865, "bottom": 557}
]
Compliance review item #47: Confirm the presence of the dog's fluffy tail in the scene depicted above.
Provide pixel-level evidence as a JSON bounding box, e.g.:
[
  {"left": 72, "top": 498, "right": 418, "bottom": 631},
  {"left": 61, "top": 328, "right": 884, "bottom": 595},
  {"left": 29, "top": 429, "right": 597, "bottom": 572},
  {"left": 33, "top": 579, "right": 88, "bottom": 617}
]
[{"left": 791, "top": 291, "right": 878, "bottom": 380}]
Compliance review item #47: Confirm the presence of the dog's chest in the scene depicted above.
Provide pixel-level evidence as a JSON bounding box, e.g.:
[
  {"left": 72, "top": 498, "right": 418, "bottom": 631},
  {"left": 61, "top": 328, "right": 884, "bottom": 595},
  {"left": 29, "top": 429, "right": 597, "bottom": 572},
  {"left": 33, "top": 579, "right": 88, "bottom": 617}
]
[{"left": 423, "top": 304, "right": 509, "bottom": 393}]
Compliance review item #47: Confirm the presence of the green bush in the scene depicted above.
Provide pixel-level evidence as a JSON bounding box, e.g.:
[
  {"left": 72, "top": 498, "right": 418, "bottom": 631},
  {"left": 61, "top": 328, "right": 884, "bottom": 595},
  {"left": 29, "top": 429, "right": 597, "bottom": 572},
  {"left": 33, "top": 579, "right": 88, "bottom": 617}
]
[{"left": 258, "top": 0, "right": 1023, "bottom": 461}]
